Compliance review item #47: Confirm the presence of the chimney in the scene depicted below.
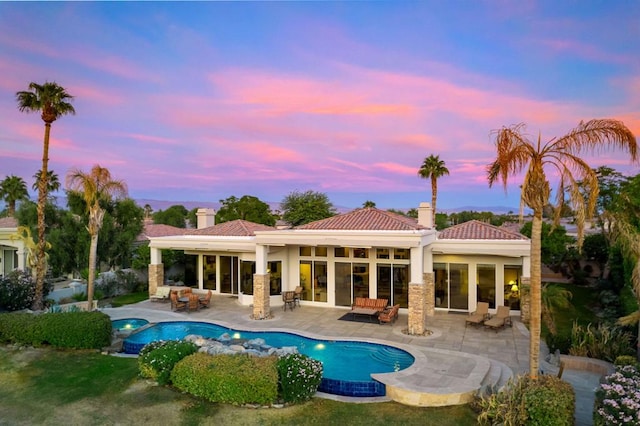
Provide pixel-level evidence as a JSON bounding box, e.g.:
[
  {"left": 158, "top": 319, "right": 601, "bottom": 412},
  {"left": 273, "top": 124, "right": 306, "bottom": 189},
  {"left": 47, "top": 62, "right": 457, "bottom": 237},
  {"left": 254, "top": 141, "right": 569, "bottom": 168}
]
[
  {"left": 196, "top": 208, "right": 216, "bottom": 229},
  {"left": 417, "top": 202, "right": 433, "bottom": 229}
]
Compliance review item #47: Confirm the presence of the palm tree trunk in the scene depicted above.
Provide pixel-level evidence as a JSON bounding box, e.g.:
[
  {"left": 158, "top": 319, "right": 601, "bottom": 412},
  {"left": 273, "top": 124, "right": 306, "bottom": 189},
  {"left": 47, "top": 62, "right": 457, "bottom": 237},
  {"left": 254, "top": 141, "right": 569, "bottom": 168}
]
[
  {"left": 87, "top": 232, "right": 98, "bottom": 310},
  {"left": 530, "top": 210, "right": 543, "bottom": 379},
  {"left": 33, "top": 122, "right": 51, "bottom": 311},
  {"left": 431, "top": 177, "right": 437, "bottom": 228}
]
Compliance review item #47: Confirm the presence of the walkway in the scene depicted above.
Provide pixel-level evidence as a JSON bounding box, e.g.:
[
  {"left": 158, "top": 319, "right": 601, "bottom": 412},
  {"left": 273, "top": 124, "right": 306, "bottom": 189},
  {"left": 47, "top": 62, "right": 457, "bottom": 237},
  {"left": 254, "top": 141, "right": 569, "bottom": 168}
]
[{"left": 103, "top": 295, "right": 599, "bottom": 423}]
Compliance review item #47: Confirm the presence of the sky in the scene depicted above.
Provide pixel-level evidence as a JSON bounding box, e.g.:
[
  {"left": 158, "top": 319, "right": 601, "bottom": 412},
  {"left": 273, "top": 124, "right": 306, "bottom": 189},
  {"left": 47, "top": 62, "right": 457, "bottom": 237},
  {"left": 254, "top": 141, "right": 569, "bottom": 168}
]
[{"left": 0, "top": 1, "right": 639, "bottom": 212}]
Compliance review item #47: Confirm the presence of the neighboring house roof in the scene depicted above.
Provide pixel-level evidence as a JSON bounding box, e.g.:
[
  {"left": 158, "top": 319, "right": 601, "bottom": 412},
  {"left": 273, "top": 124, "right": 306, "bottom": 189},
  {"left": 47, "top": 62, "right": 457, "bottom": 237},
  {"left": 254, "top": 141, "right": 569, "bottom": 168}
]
[
  {"left": 136, "top": 222, "right": 187, "bottom": 242},
  {"left": 437, "top": 220, "right": 529, "bottom": 240},
  {"left": 0, "top": 217, "right": 18, "bottom": 228},
  {"left": 186, "top": 219, "right": 276, "bottom": 237},
  {"left": 296, "top": 208, "right": 425, "bottom": 231}
]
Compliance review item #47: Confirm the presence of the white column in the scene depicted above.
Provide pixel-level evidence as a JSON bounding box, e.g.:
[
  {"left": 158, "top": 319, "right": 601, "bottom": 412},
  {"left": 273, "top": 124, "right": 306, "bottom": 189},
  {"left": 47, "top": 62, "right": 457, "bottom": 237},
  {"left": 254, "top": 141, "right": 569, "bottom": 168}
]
[
  {"left": 410, "top": 246, "right": 423, "bottom": 284},
  {"left": 256, "top": 244, "right": 268, "bottom": 274},
  {"left": 150, "top": 247, "right": 163, "bottom": 264}
]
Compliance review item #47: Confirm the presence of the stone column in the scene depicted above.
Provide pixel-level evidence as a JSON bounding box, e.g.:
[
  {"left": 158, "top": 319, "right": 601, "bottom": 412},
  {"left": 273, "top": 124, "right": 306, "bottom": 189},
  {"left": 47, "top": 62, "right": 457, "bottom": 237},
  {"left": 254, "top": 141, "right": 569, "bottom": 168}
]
[
  {"left": 252, "top": 273, "right": 271, "bottom": 320},
  {"left": 408, "top": 282, "right": 427, "bottom": 335},
  {"left": 424, "top": 272, "right": 435, "bottom": 317},
  {"left": 148, "top": 264, "right": 164, "bottom": 296}
]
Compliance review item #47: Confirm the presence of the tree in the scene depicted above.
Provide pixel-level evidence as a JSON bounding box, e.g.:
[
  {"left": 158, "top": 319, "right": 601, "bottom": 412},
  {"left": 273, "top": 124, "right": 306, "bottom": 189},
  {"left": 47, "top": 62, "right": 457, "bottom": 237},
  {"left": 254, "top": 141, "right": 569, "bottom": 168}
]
[
  {"left": 487, "top": 119, "right": 638, "bottom": 379},
  {"left": 143, "top": 204, "right": 153, "bottom": 220},
  {"left": 0, "top": 175, "right": 29, "bottom": 216},
  {"left": 418, "top": 154, "right": 449, "bottom": 228},
  {"left": 33, "top": 170, "right": 61, "bottom": 198},
  {"left": 216, "top": 195, "right": 276, "bottom": 226},
  {"left": 153, "top": 205, "right": 188, "bottom": 228},
  {"left": 16, "top": 81, "right": 75, "bottom": 310},
  {"left": 362, "top": 200, "right": 376, "bottom": 208},
  {"left": 520, "top": 221, "right": 574, "bottom": 272},
  {"left": 280, "top": 190, "right": 336, "bottom": 227},
  {"left": 66, "top": 165, "right": 127, "bottom": 310}
]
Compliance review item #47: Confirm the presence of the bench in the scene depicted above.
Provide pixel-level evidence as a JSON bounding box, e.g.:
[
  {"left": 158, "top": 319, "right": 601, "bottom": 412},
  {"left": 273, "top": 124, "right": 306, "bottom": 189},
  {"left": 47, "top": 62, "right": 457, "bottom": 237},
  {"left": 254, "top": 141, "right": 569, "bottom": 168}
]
[{"left": 352, "top": 297, "right": 388, "bottom": 313}]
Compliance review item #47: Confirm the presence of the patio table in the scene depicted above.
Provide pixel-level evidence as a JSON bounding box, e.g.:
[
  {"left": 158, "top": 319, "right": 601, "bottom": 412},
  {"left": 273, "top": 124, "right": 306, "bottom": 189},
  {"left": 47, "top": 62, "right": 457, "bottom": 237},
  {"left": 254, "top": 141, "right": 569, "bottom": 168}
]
[{"left": 351, "top": 308, "right": 379, "bottom": 322}]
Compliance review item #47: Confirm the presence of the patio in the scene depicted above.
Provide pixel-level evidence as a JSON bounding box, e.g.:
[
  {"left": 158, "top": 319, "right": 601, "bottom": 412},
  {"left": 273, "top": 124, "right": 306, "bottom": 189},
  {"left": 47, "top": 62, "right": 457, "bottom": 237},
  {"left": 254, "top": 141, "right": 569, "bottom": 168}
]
[{"left": 102, "top": 295, "right": 599, "bottom": 422}]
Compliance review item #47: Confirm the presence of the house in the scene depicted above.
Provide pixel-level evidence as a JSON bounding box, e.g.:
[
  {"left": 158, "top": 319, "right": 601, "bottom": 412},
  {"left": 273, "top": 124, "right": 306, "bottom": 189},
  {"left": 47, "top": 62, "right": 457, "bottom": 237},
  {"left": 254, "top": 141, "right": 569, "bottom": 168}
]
[
  {"left": 0, "top": 217, "right": 26, "bottom": 276},
  {"left": 148, "top": 204, "right": 530, "bottom": 333}
]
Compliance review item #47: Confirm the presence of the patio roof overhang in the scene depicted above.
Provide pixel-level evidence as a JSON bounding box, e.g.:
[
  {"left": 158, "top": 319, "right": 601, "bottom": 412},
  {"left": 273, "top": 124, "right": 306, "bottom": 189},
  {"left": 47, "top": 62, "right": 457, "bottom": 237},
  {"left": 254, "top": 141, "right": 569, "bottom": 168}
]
[
  {"left": 148, "top": 235, "right": 256, "bottom": 253},
  {"left": 254, "top": 229, "right": 437, "bottom": 249},
  {"left": 429, "top": 239, "right": 530, "bottom": 257}
]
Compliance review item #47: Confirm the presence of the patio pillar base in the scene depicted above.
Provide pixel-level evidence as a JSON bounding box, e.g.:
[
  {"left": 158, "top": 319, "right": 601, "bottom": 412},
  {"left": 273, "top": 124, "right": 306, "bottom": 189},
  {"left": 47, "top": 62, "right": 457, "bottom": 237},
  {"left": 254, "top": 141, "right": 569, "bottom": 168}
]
[
  {"left": 252, "top": 273, "right": 271, "bottom": 320},
  {"left": 407, "top": 282, "right": 427, "bottom": 335}
]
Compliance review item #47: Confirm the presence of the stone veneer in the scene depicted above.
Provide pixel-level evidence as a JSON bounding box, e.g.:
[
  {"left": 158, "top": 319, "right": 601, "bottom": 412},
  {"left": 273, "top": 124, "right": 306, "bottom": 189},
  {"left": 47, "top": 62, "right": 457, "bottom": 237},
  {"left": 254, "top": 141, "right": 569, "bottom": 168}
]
[
  {"left": 251, "top": 273, "right": 271, "bottom": 320},
  {"left": 424, "top": 272, "right": 435, "bottom": 317},
  {"left": 148, "top": 264, "right": 163, "bottom": 296},
  {"left": 407, "top": 282, "right": 427, "bottom": 335}
]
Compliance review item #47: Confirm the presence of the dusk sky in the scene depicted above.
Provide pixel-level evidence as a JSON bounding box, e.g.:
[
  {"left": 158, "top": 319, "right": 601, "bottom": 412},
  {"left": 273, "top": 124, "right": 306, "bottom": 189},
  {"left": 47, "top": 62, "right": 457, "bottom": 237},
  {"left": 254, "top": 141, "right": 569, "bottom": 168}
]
[{"left": 1, "top": 2, "right": 638, "bottom": 212}]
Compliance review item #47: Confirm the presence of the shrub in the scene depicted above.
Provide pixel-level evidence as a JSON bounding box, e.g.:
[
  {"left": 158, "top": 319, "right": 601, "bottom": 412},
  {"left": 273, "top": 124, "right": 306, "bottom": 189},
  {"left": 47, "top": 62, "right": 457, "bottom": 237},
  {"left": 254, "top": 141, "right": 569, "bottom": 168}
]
[
  {"left": 171, "top": 353, "right": 278, "bottom": 405},
  {"left": 614, "top": 355, "right": 640, "bottom": 368},
  {"left": 545, "top": 329, "right": 572, "bottom": 354},
  {"left": 276, "top": 353, "right": 323, "bottom": 403},
  {"left": 0, "top": 311, "right": 111, "bottom": 349},
  {"left": 476, "top": 374, "right": 575, "bottom": 425},
  {"left": 569, "top": 322, "right": 634, "bottom": 362},
  {"left": 138, "top": 340, "right": 198, "bottom": 385},
  {"left": 0, "top": 270, "right": 52, "bottom": 311},
  {"left": 593, "top": 364, "right": 640, "bottom": 425}
]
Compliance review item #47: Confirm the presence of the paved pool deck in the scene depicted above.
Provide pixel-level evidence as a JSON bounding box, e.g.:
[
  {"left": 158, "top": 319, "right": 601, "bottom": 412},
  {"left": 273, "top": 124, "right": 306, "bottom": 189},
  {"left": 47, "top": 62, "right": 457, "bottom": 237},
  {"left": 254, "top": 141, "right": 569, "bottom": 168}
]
[{"left": 102, "top": 295, "right": 601, "bottom": 424}]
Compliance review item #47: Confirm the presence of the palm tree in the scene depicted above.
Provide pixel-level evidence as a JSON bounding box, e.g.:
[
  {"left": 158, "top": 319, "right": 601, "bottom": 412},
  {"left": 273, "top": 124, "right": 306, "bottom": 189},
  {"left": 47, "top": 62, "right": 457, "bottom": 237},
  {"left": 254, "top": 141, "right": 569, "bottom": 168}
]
[
  {"left": 9, "top": 226, "right": 50, "bottom": 277},
  {"left": 0, "top": 175, "right": 29, "bottom": 216},
  {"left": 66, "top": 165, "right": 127, "bottom": 310},
  {"left": 487, "top": 119, "right": 638, "bottom": 379},
  {"left": 16, "top": 82, "right": 75, "bottom": 310},
  {"left": 33, "top": 170, "right": 61, "bottom": 197},
  {"left": 418, "top": 154, "right": 449, "bottom": 228}
]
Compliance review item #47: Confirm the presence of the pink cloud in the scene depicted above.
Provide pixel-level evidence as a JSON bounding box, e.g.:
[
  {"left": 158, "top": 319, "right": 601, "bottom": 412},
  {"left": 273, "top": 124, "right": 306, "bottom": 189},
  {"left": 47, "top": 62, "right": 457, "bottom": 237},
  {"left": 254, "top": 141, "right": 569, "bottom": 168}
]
[{"left": 373, "top": 162, "right": 417, "bottom": 176}]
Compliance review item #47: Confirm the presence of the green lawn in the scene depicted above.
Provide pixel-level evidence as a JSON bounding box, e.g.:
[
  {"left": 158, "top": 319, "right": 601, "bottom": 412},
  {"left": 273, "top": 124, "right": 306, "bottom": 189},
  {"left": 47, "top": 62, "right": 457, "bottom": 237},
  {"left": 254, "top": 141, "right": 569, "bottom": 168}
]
[
  {"left": 107, "top": 291, "right": 149, "bottom": 307},
  {"left": 0, "top": 346, "right": 477, "bottom": 426}
]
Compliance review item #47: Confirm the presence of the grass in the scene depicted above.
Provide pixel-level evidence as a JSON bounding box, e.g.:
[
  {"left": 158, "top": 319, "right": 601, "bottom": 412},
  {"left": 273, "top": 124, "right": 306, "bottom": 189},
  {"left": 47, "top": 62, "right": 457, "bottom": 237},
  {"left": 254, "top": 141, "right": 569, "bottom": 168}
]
[
  {"left": 0, "top": 345, "right": 478, "bottom": 426},
  {"left": 108, "top": 291, "right": 149, "bottom": 307}
]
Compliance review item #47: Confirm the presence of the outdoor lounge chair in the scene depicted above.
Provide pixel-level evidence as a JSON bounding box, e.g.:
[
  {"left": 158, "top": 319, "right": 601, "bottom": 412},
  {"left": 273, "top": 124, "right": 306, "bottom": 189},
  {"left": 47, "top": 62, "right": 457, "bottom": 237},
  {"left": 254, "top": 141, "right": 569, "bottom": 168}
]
[
  {"left": 149, "top": 286, "right": 170, "bottom": 302},
  {"left": 484, "top": 305, "right": 512, "bottom": 332},
  {"left": 378, "top": 304, "right": 400, "bottom": 325},
  {"left": 199, "top": 290, "right": 212, "bottom": 309},
  {"left": 170, "top": 292, "right": 187, "bottom": 312},
  {"left": 465, "top": 302, "right": 489, "bottom": 327}
]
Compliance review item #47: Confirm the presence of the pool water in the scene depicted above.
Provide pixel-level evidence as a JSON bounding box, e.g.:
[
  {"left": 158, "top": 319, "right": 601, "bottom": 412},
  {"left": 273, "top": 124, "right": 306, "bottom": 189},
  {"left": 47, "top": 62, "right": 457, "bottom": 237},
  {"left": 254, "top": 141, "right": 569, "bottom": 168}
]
[
  {"left": 122, "top": 321, "right": 414, "bottom": 397},
  {"left": 112, "top": 318, "right": 149, "bottom": 332}
]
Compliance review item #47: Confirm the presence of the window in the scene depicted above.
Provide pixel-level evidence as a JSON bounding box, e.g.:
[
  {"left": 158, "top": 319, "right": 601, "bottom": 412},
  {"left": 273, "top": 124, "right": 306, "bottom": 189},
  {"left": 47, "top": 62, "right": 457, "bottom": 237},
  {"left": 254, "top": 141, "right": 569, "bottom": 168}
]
[
  {"left": 376, "top": 248, "right": 390, "bottom": 259},
  {"left": 315, "top": 246, "right": 327, "bottom": 257},
  {"left": 335, "top": 247, "right": 349, "bottom": 257},
  {"left": 299, "top": 247, "right": 311, "bottom": 256},
  {"left": 394, "top": 249, "right": 409, "bottom": 259}
]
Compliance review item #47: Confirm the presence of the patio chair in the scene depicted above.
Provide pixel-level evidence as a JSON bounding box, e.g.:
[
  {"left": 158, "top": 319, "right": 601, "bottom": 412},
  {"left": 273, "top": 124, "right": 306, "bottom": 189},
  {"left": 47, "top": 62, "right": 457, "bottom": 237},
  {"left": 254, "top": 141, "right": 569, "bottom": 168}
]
[
  {"left": 199, "top": 290, "right": 212, "bottom": 309},
  {"left": 170, "top": 292, "right": 187, "bottom": 312},
  {"left": 188, "top": 293, "right": 200, "bottom": 312},
  {"left": 293, "top": 286, "right": 303, "bottom": 307},
  {"left": 378, "top": 304, "right": 400, "bottom": 325},
  {"left": 282, "top": 291, "right": 296, "bottom": 311},
  {"left": 465, "top": 302, "right": 489, "bottom": 327},
  {"left": 484, "top": 305, "right": 512, "bottom": 332}
]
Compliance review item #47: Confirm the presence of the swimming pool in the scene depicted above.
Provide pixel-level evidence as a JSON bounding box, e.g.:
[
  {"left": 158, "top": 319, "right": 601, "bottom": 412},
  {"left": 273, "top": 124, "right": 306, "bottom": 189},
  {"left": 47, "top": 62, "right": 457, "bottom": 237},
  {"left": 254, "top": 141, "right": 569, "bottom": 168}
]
[{"left": 122, "top": 321, "right": 414, "bottom": 397}]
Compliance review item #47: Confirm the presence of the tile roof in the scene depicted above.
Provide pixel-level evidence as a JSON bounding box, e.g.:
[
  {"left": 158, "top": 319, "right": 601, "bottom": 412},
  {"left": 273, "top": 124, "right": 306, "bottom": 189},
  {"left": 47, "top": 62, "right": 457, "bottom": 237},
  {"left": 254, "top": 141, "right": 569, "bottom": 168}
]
[
  {"left": 0, "top": 217, "right": 18, "bottom": 228},
  {"left": 186, "top": 219, "right": 276, "bottom": 237},
  {"left": 437, "top": 220, "right": 529, "bottom": 240},
  {"left": 137, "top": 223, "right": 187, "bottom": 241},
  {"left": 296, "top": 208, "right": 425, "bottom": 231}
]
